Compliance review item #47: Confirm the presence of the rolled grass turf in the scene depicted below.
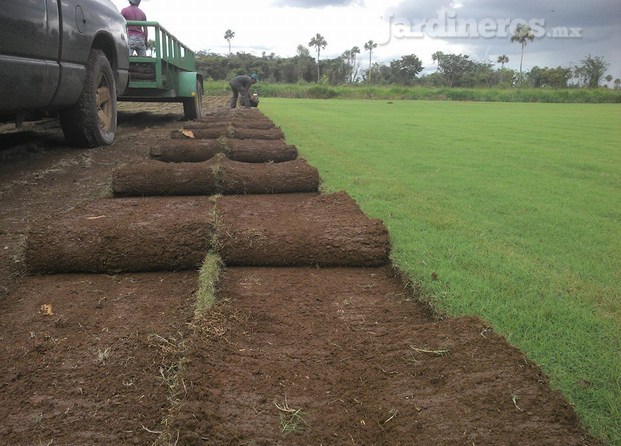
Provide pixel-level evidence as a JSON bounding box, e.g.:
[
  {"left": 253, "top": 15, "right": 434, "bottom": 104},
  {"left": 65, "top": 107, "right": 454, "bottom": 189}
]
[
  {"left": 26, "top": 197, "right": 217, "bottom": 274},
  {"left": 112, "top": 156, "right": 320, "bottom": 196},
  {"left": 216, "top": 192, "right": 391, "bottom": 267},
  {"left": 149, "top": 138, "right": 298, "bottom": 163},
  {"left": 26, "top": 193, "right": 389, "bottom": 273},
  {"left": 171, "top": 127, "right": 285, "bottom": 140},
  {"left": 184, "top": 120, "right": 277, "bottom": 130}
]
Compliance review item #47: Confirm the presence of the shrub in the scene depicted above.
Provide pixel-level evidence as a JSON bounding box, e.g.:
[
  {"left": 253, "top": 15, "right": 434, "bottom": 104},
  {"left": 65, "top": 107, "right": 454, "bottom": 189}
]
[{"left": 306, "top": 85, "right": 339, "bottom": 99}]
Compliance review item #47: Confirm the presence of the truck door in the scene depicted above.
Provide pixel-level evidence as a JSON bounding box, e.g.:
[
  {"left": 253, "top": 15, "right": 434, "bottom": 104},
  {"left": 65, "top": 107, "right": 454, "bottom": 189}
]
[{"left": 0, "top": 0, "right": 61, "bottom": 112}]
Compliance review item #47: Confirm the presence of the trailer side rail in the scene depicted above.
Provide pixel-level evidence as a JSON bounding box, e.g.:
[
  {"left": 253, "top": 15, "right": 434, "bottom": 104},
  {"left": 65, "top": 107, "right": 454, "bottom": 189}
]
[{"left": 125, "top": 20, "right": 196, "bottom": 90}]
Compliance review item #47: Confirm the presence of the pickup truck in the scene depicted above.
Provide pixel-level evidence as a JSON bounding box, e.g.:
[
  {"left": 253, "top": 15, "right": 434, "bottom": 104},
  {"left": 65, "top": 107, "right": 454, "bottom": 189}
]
[{"left": 0, "top": 0, "right": 130, "bottom": 147}]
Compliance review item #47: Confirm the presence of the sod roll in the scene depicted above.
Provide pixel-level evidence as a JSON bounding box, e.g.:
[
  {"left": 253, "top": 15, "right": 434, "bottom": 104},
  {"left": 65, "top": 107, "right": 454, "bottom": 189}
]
[
  {"left": 150, "top": 139, "right": 298, "bottom": 163},
  {"left": 230, "top": 119, "right": 277, "bottom": 130},
  {"left": 226, "top": 139, "right": 298, "bottom": 162},
  {"left": 171, "top": 126, "right": 228, "bottom": 139},
  {"left": 219, "top": 157, "right": 319, "bottom": 194},
  {"left": 198, "top": 110, "right": 236, "bottom": 121},
  {"left": 26, "top": 197, "right": 216, "bottom": 274},
  {"left": 227, "top": 127, "right": 284, "bottom": 140},
  {"left": 112, "top": 157, "right": 320, "bottom": 196},
  {"left": 216, "top": 192, "right": 390, "bottom": 267},
  {"left": 184, "top": 120, "right": 276, "bottom": 130},
  {"left": 150, "top": 139, "right": 225, "bottom": 162},
  {"left": 171, "top": 127, "right": 284, "bottom": 140},
  {"left": 112, "top": 161, "right": 218, "bottom": 196}
]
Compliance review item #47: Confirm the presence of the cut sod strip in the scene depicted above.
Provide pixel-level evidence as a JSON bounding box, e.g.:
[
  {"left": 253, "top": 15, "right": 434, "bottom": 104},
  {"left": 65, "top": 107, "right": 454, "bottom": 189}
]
[
  {"left": 0, "top": 272, "right": 197, "bottom": 445},
  {"left": 26, "top": 197, "right": 217, "bottom": 274},
  {"left": 112, "top": 156, "right": 319, "bottom": 197},
  {"left": 150, "top": 139, "right": 299, "bottom": 163},
  {"left": 162, "top": 267, "right": 591, "bottom": 445}
]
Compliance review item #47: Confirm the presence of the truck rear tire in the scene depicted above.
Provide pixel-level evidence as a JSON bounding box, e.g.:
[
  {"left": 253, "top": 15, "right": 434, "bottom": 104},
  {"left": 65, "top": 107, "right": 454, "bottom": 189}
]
[
  {"left": 183, "top": 79, "right": 203, "bottom": 120},
  {"left": 60, "top": 49, "right": 117, "bottom": 147}
]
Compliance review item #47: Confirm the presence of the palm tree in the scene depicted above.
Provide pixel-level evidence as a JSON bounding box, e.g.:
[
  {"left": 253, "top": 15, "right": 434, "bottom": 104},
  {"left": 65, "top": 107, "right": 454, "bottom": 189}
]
[
  {"left": 431, "top": 51, "right": 444, "bottom": 70},
  {"left": 296, "top": 44, "right": 311, "bottom": 82},
  {"left": 497, "top": 54, "right": 509, "bottom": 69},
  {"left": 511, "top": 24, "right": 535, "bottom": 83},
  {"left": 348, "top": 46, "right": 361, "bottom": 67},
  {"left": 364, "top": 40, "right": 378, "bottom": 83},
  {"left": 224, "top": 29, "right": 235, "bottom": 55},
  {"left": 342, "top": 46, "right": 361, "bottom": 83},
  {"left": 308, "top": 33, "right": 327, "bottom": 82}
]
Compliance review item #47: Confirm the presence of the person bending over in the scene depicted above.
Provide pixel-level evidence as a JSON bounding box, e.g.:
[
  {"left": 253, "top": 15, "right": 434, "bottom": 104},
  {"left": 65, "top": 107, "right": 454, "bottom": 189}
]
[{"left": 229, "top": 74, "right": 258, "bottom": 108}]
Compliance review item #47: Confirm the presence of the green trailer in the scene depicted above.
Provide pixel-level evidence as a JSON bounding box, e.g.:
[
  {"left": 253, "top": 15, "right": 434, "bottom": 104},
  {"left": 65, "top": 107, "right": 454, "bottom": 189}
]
[{"left": 118, "top": 21, "right": 203, "bottom": 120}]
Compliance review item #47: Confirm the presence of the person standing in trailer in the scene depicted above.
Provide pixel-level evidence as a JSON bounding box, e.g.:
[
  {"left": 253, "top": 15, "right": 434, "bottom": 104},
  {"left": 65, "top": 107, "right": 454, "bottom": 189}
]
[{"left": 121, "top": 0, "right": 148, "bottom": 56}]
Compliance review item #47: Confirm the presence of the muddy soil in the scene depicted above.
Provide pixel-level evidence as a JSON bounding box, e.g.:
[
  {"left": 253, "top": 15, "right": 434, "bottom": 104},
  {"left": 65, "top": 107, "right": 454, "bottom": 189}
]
[{"left": 0, "top": 98, "right": 600, "bottom": 445}]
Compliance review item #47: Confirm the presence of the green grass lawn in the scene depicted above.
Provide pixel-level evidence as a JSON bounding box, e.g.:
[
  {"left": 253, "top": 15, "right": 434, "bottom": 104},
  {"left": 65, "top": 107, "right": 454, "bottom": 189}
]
[{"left": 262, "top": 99, "right": 621, "bottom": 444}]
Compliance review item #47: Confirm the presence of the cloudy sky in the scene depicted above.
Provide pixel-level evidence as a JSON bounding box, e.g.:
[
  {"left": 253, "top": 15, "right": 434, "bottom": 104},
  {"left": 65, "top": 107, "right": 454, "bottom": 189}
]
[{"left": 111, "top": 0, "right": 621, "bottom": 80}]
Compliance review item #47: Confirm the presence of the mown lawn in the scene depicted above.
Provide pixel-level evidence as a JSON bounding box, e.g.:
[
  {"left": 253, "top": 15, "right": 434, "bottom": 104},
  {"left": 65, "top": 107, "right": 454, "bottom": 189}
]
[{"left": 262, "top": 99, "right": 621, "bottom": 444}]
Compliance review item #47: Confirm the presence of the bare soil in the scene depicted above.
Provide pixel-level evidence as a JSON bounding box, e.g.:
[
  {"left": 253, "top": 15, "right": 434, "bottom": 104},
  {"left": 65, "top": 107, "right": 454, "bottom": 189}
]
[{"left": 0, "top": 98, "right": 600, "bottom": 445}]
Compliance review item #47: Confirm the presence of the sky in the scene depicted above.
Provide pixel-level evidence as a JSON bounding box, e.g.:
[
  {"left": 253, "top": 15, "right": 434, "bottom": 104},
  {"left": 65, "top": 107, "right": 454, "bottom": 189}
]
[{"left": 111, "top": 0, "right": 621, "bottom": 80}]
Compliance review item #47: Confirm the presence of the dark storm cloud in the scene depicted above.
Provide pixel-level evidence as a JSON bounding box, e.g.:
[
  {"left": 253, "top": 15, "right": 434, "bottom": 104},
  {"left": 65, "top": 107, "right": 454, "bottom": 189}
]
[
  {"left": 273, "top": 0, "right": 363, "bottom": 8},
  {"left": 384, "top": 0, "right": 621, "bottom": 75}
]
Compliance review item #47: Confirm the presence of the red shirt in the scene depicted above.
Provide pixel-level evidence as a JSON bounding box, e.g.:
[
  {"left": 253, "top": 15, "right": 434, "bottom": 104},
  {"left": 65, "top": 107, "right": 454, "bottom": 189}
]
[{"left": 121, "top": 5, "right": 147, "bottom": 37}]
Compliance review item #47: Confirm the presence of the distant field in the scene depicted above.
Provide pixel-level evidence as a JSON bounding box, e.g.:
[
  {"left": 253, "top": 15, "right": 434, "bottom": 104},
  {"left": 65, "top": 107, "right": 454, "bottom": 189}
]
[
  {"left": 262, "top": 99, "right": 621, "bottom": 444},
  {"left": 204, "top": 80, "right": 621, "bottom": 103}
]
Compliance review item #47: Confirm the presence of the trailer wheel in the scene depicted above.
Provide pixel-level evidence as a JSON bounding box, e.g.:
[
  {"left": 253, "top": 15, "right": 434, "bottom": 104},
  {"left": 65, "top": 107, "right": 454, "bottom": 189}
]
[
  {"left": 183, "top": 79, "right": 203, "bottom": 120},
  {"left": 60, "top": 49, "right": 117, "bottom": 147}
]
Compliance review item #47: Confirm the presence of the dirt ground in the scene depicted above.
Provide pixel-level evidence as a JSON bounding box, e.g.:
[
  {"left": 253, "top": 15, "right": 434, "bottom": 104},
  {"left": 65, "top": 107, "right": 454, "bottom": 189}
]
[{"left": 0, "top": 98, "right": 600, "bottom": 445}]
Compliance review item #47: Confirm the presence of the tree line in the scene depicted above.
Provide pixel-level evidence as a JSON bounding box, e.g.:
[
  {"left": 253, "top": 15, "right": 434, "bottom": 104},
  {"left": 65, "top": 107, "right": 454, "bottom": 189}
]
[{"left": 197, "top": 28, "right": 618, "bottom": 89}]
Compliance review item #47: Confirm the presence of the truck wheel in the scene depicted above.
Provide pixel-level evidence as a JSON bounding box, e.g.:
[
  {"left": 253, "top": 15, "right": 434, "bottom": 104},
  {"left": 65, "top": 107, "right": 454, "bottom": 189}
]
[
  {"left": 183, "top": 79, "right": 203, "bottom": 120},
  {"left": 60, "top": 49, "right": 117, "bottom": 147}
]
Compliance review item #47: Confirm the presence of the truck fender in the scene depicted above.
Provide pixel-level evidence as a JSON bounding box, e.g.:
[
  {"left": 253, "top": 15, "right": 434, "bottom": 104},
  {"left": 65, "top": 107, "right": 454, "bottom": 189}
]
[{"left": 178, "top": 72, "right": 202, "bottom": 98}]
